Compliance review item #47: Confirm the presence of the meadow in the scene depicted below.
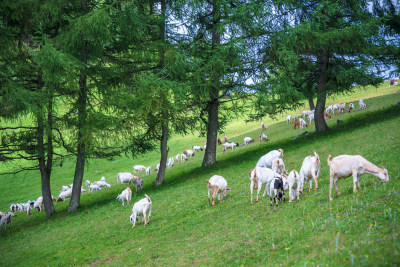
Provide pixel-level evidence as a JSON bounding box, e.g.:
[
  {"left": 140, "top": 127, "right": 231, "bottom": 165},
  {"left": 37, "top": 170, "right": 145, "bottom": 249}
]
[{"left": 0, "top": 82, "right": 399, "bottom": 265}]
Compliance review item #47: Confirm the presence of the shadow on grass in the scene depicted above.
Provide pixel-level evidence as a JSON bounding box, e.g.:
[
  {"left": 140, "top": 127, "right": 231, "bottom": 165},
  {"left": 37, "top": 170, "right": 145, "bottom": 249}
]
[{"left": 2, "top": 104, "right": 399, "bottom": 236}]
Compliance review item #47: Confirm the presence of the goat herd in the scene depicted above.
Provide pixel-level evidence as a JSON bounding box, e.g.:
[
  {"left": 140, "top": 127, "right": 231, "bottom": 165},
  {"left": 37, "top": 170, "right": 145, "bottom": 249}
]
[{"left": 1, "top": 98, "right": 388, "bottom": 229}]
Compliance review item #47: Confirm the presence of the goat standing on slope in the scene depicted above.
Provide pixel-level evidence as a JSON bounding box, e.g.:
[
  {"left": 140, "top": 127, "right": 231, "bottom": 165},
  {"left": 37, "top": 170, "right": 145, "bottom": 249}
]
[
  {"left": 299, "top": 151, "right": 321, "bottom": 192},
  {"left": 116, "top": 187, "right": 132, "bottom": 206},
  {"left": 269, "top": 176, "right": 288, "bottom": 206},
  {"left": 206, "top": 175, "right": 231, "bottom": 206},
  {"left": 327, "top": 155, "right": 389, "bottom": 201},
  {"left": 130, "top": 194, "right": 152, "bottom": 227}
]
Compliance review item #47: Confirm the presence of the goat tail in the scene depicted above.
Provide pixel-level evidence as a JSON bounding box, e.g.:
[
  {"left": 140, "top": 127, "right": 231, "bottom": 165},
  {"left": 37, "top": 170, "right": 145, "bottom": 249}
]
[
  {"left": 145, "top": 194, "right": 151, "bottom": 202},
  {"left": 327, "top": 155, "right": 332, "bottom": 166},
  {"left": 314, "top": 150, "right": 320, "bottom": 163}
]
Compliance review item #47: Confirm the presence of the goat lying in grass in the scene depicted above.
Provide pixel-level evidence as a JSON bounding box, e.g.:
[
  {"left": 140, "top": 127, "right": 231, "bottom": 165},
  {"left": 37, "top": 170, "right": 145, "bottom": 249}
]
[
  {"left": 327, "top": 155, "right": 389, "bottom": 201},
  {"left": 130, "top": 194, "right": 152, "bottom": 227}
]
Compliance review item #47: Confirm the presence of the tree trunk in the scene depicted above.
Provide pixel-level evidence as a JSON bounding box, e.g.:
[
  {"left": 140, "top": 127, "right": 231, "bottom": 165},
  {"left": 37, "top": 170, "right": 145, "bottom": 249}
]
[
  {"left": 202, "top": 0, "right": 220, "bottom": 167},
  {"left": 69, "top": 24, "right": 88, "bottom": 212},
  {"left": 308, "top": 96, "right": 315, "bottom": 110},
  {"left": 202, "top": 98, "right": 219, "bottom": 167},
  {"left": 36, "top": 91, "right": 55, "bottom": 217},
  {"left": 315, "top": 50, "right": 329, "bottom": 132},
  {"left": 155, "top": 122, "right": 168, "bottom": 187}
]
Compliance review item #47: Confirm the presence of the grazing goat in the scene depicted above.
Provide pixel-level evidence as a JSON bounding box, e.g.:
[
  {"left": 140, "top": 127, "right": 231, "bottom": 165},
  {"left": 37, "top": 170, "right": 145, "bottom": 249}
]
[
  {"left": 206, "top": 175, "right": 231, "bottom": 206},
  {"left": 34, "top": 196, "right": 43, "bottom": 212},
  {"left": 299, "top": 118, "right": 309, "bottom": 129},
  {"left": 259, "top": 133, "right": 269, "bottom": 142},
  {"left": 308, "top": 113, "right": 314, "bottom": 125},
  {"left": 287, "top": 170, "right": 301, "bottom": 202},
  {"left": 326, "top": 105, "right": 333, "bottom": 114},
  {"left": 133, "top": 165, "right": 146, "bottom": 174},
  {"left": 132, "top": 178, "right": 144, "bottom": 192},
  {"left": 117, "top": 172, "right": 136, "bottom": 184},
  {"left": 271, "top": 158, "right": 286, "bottom": 174},
  {"left": 293, "top": 121, "right": 300, "bottom": 129},
  {"left": 0, "top": 212, "right": 17, "bottom": 230},
  {"left": 327, "top": 155, "right": 389, "bottom": 201},
  {"left": 286, "top": 115, "right": 292, "bottom": 124},
  {"left": 299, "top": 150, "right": 321, "bottom": 192},
  {"left": 130, "top": 194, "right": 152, "bottom": 227},
  {"left": 183, "top": 150, "right": 195, "bottom": 158},
  {"left": 116, "top": 187, "right": 132, "bottom": 206},
  {"left": 58, "top": 188, "right": 73, "bottom": 201},
  {"left": 222, "top": 142, "right": 239, "bottom": 152},
  {"left": 261, "top": 122, "right": 268, "bottom": 130},
  {"left": 338, "top": 103, "right": 346, "bottom": 113},
  {"left": 167, "top": 157, "right": 174, "bottom": 167},
  {"left": 180, "top": 154, "right": 187, "bottom": 162},
  {"left": 244, "top": 137, "right": 254, "bottom": 145},
  {"left": 175, "top": 153, "right": 181, "bottom": 163},
  {"left": 192, "top": 145, "right": 203, "bottom": 152},
  {"left": 269, "top": 176, "right": 288, "bottom": 206},
  {"left": 249, "top": 167, "right": 281, "bottom": 204},
  {"left": 256, "top": 149, "right": 283, "bottom": 168},
  {"left": 359, "top": 99, "right": 367, "bottom": 110},
  {"left": 349, "top": 103, "right": 354, "bottom": 112},
  {"left": 146, "top": 166, "right": 151, "bottom": 175}
]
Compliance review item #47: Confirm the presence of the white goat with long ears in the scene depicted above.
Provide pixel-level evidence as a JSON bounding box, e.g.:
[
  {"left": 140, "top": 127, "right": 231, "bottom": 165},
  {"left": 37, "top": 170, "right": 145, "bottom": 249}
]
[
  {"left": 249, "top": 167, "right": 282, "bottom": 204},
  {"left": 327, "top": 155, "right": 389, "bottom": 201},
  {"left": 130, "top": 194, "right": 152, "bottom": 227},
  {"left": 259, "top": 133, "right": 269, "bottom": 142},
  {"left": 256, "top": 149, "right": 283, "bottom": 168},
  {"left": 116, "top": 187, "right": 132, "bottom": 206},
  {"left": 286, "top": 115, "right": 292, "bottom": 124},
  {"left": 299, "top": 150, "right": 321, "bottom": 192},
  {"left": 206, "top": 175, "right": 231, "bottom": 206},
  {"left": 261, "top": 122, "right": 268, "bottom": 130}
]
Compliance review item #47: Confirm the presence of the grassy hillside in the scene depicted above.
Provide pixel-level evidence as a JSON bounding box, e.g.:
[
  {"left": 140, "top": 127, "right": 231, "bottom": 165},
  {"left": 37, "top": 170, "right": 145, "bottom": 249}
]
[{"left": 0, "top": 82, "right": 399, "bottom": 265}]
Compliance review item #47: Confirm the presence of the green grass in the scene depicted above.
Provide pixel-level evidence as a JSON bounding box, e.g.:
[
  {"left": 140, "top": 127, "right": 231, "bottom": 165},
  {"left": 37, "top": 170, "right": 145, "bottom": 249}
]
[{"left": 0, "top": 82, "right": 399, "bottom": 265}]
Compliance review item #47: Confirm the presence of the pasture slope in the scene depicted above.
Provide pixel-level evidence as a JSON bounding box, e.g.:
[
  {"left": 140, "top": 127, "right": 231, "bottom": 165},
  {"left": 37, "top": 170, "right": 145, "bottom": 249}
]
[{"left": 0, "top": 82, "right": 399, "bottom": 266}]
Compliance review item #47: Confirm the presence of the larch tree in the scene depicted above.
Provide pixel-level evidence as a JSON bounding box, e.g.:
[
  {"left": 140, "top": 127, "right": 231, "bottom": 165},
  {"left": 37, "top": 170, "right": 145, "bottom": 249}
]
[{"left": 258, "top": 0, "right": 386, "bottom": 132}]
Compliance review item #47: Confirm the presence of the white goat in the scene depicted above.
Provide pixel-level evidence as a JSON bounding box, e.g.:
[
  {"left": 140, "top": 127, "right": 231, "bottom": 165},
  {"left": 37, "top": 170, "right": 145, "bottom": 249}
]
[
  {"left": 206, "top": 175, "right": 231, "bottom": 206},
  {"left": 222, "top": 142, "right": 239, "bottom": 152},
  {"left": 327, "top": 155, "right": 389, "bottom": 201},
  {"left": 130, "top": 194, "right": 152, "bottom": 227},
  {"left": 116, "top": 187, "right": 132, "bottom": 206},
  {"left": 180, "top": 154, "right": 187, "bottom": 162},
  {"left": 249, "top": 167, "right": 281, "bottom": 204},
  {"left": 224, "top": 136, "right": 229, "bottom": 143},
  {"left": 287, "top": 170, "right": 301, "bottom": 202},
  {"left": 132, "top": 178, "right": 144, "bottom": 192},
  {"left": 286, "top": 115, "right": 292, "bottom": 124},
  {"left": 155, "top": 163, "right": 160, "bottom": 172},
  {"left": 358, "top": 99, "right": 367, "bottom": 110},
  {"left": 117, "top": 172, "right": 135, "bottom": 184},
  {"left": 256, "top": 149, "right": 283, "bottom": 168},
  {"left": 183, "top": 150, "right": 195, "bottom": 158},
  {"left": 192, "top": 145, "right": 203, "bottom": 152},
  {"left": 271, "top": 158, "right": 286, "bottom": 174},
  {"left": 146, "top": 166, "right": 151, "bottom": 175},
  {"left": 175, "top": 153, "right": 181, "bottom": 163},
  {"left": 167, "top": 157, "right": 174, "bottom": 167},
  {"left": 244, "top": 137, "right": 254, "bottom": 145},
  {"left": 34, "top": 196, "right": 43, "bottom": 212},
  {"left": 0, "top": 212, "right": 17, "bottom": 230},
  {"left": 338, "top": 103, "right": 346, "bottom": 113},
  {"left": 133, "top": 165, "right": 146, "bottom": 174},
  {"left": 259, "top": 133, "right": 269, "bottom": 142},
  {"left": 86, "top": 180, "right": 91, "bottom": 187},
  {"left": 308, "top": 113, "right": 314, "bottom": 125},
  {"left": 261, "top": 122, "right": 268, "bottom": 130},
  {"left": 299, "top": 150, "right": 321, "bottom": 192},
  {"left": 57, "top": 189, "right": 73, "bottom": 202}
]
